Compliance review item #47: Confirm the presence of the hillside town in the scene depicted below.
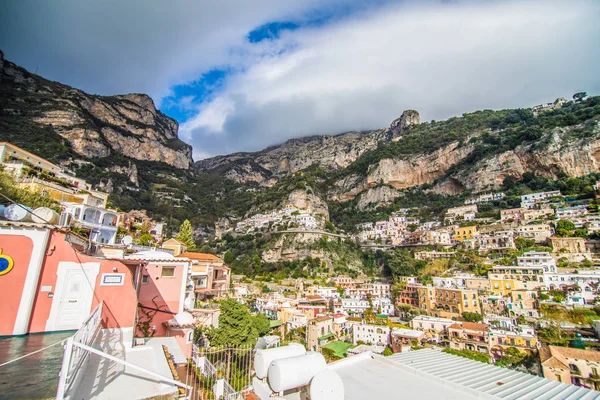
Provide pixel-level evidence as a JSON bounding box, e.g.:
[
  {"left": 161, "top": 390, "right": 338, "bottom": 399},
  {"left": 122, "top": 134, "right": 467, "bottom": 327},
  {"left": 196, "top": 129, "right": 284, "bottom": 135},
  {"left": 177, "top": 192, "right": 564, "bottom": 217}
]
[{"left": 3, "top": 140, "right": 600, "bottom": 400}]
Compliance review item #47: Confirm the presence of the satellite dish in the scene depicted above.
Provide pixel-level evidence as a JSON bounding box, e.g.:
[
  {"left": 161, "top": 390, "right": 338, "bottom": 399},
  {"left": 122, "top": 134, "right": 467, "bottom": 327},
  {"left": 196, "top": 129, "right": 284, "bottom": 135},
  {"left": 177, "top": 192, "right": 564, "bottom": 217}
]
[{"left": 121, "top": 235, "right": 133, "bottom": 246}]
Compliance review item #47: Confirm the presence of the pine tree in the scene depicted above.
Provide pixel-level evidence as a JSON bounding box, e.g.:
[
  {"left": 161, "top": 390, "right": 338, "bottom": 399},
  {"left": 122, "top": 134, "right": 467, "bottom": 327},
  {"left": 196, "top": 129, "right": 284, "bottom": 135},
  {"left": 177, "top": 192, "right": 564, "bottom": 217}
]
[{"left": 175, "top": 219, "right": 196, "bottom": 251}]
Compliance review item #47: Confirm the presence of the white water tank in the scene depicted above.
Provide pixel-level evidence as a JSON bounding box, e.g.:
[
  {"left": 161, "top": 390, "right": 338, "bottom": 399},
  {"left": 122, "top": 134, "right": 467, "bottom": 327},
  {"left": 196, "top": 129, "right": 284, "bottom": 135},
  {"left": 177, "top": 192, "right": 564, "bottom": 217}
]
[
  {"left": 31, "top": 207, "right": 59, "bottom": 224},
  {"left": 268, "top": 352, "right": 326, "bottom": 393},
  {"left": 310, "top": 369, "right": 345, "bottom": 400},
  {"left": 255, "top": 343, "right": 305, "bottom": 379},
  {"left": 3, "top": 204, "right": 32, "bottom": 222}
]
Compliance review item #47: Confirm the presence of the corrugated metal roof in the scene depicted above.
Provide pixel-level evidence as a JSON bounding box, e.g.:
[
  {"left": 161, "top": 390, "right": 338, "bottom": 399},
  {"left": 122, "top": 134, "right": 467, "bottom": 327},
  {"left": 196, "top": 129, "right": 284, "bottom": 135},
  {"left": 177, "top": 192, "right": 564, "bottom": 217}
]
[{"left": 388, "top": 349, "right": 600, "bottom": 399}]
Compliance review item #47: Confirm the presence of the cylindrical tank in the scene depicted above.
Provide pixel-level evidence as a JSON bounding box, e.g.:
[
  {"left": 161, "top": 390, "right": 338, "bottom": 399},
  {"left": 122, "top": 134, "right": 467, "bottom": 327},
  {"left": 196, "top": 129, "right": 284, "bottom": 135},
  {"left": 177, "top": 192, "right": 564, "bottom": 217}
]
[
  {"left": 268, "top": 352, "right": 326, "bottom": 393},
  {"left": 31, "top": 207, "right": 60, "bottom": 224},
  {"left": 309, "top": 369, "right": 345, "bottom": 400},
  {"left": 255, "top": 343, "right": 305, "bottom": 379},
  {"left": 3, "top": 204, "right": 32, "bottom": 222}
]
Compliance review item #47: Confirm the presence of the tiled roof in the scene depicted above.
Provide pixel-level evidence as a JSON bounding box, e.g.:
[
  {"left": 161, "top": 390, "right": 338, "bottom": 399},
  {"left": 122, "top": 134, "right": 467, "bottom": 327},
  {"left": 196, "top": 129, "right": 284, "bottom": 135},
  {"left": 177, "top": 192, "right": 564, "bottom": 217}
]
[
  {"left": 462, "top": 322, "right": 489, "bottom": 332},
  {"left": 178, "top": 252, "right": 223, "bottom": 262},
  {"left": 546, "top": 345, "right": 600, "bottom": 363},
  {"left": 448, "top": 323, "right": 463, "bottom": 330}
]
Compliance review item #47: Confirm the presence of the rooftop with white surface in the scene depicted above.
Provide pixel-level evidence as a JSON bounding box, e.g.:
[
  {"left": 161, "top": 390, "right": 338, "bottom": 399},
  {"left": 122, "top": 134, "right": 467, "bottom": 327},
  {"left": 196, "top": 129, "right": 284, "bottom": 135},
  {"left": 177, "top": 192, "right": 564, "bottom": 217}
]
[{"left": 268, "top": 348, "right": 600, "bottom": 400}]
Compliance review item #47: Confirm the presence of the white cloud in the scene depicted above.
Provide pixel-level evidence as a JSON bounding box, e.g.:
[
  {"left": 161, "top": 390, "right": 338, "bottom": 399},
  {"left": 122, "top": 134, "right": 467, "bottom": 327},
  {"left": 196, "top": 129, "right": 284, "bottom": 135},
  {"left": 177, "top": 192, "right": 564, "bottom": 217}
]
[
  {"left": 182, "top": 0, "right": 600, "bottom": 159},
  {"left": 0, "top": 0, "right": 341, "bottom": 101}
]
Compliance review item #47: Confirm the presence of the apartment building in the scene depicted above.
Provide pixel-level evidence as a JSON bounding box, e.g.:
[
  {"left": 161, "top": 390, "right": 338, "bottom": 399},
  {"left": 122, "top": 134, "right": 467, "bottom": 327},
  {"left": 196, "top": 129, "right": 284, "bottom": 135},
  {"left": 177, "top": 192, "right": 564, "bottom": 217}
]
[
  {"left": 517, "top": 251, "right": 557, "bottom": 273},
  {"left": 352, "top": 323, "right": 391, "bottom": 346},
  {"left": 541, "top": 346, "right": 600, "bottom": 390},
  {"left": 417, "top": 286, "right": 480, "bottom": 318},
  {"left": 521, "top": 191, "right": 561, "bottom": 209},
  {"left": 372, "top": 297, "right": 395, "bottom": 316},
  {"left": 454, "top": 225, "right": 478, "bottom": 242},
  {"left": 501, "top": 208, "right": 526, "bottom": 223},
  {"left": 490, "top": 325, "right": 538, "bottom": 359},
  {"left": 445, "top": 204, "right": 478, "bottom": 223},
  {"left": 306, "top": 316, "right": 334, "bottom": 351},
  {"left": 178, "top": 252, "right": 230, "bottom": 300},
  {"left": 341, "top": 298, "right": 370, "bottom": 316},
  {"left": 396, "top": 284, "right": 420, "bottom": 308},
  {"left": 448, "top": 322, "right": 490, "bottom": 354},
  {"left": 489, "top": 265, "right": 545, "bottom": 296},
  {"left": 410, "top": 316, "right": 455, "bottom": 343},
  {"left": 508, "top": 289, "right": 540, "bottom": 317}
]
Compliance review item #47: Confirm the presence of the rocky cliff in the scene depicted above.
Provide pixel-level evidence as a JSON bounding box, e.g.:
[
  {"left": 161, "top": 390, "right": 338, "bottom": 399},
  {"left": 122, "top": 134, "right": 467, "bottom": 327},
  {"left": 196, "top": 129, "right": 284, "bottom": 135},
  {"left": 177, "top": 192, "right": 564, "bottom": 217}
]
[
  {"left": 196, "top": 128, "right": 391, "bottom": 186},
  {"left": 0, "top": 50, "right": 192, "bottom": 169}
]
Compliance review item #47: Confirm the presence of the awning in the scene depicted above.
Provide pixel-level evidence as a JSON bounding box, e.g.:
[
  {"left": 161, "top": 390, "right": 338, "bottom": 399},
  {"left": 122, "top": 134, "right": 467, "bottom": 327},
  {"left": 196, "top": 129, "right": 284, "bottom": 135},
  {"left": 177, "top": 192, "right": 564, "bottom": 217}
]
[{"left": 318, "top": 333, "right": 335, "bottom": 341}]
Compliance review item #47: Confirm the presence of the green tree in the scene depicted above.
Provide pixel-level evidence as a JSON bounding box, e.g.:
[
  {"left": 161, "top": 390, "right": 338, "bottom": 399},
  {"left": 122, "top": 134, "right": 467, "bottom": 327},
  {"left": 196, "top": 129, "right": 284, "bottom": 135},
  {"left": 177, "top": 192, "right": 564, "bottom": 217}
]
[
  {"left": 383, "top": 346, "right": 394, "bottom": 356},
  {"left": 138, "top": 233, "right": 154, "bottom": 246},
  {"left": 556, "top": 220, "right": 575, "bottom": 237},
  {"left": 514, "top": 237, "right": 535, "bottom": 251},
  {"left": 223, "top": 251, "right": 235, "bottom": 264},
  {"left": 462, "top": 312, "right": 483, "bottom": 323},
  {"left": 252, "top": 313, "right": 272, "bottom": 337},
  {"left": 202, "top": 299, "right": 259, "bottom": 347},
  {"left": 175, "top": 219, "right": 197, "bottom": 250}
]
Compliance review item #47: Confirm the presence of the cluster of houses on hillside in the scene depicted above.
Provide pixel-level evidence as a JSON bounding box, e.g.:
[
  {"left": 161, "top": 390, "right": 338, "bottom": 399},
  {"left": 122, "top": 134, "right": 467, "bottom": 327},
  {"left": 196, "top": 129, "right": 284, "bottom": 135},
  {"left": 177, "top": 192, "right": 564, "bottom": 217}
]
[
  {"left": 0, "top": 142, "right": 166, "bottom": 245},
  {"left": 234, "top": 207, "right": 323, "bottom": 233},
  {"left": 355, "top": 188, "right": 599, "bottom": 259}
]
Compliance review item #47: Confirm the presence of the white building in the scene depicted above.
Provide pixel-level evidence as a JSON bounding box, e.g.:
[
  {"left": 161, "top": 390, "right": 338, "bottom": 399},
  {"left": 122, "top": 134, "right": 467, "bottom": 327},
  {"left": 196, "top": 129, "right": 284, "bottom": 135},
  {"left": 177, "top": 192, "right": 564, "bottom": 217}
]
[
  {"left": 544, "top": 271, "right": 600, "bottom": 304},
  {"left": 556, "top": 206, "right": 589, "bottom": 220},
  {"left": 62, "top": 203, "right": 120, "bottom": 244},
  {"left": 518, "top": 251, "right": 557, "bottom": 273},
  {"left": 372, "top": 297, "right": 395, "bottom": 316},
  {"left": 521, "top": 191, "right": 561, "bottom": 209},
  {"left": 352, "top": 324, "right": 390, "bottom": 346},
  {"left": 465, "top": 192, "right": 505, "bottom": 205},
  {"left": 342, "top": 299, "right": 370, "bottom": 316}
]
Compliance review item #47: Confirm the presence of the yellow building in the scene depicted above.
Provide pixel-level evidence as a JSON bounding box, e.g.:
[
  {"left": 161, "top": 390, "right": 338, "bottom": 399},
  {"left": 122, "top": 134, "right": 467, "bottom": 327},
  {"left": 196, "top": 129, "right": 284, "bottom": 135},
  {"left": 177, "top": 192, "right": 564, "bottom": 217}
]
[
  {"left": 490, "top": 326, "right": 538, "bottom": 357},
  {"left": 454, "top": 225, "right": 478, "bottom": 242},
  {"left": 488, "top": 274, "right": 524, "bottom": 297},
  {"left": 417, "top": 286, "right": 480, "bottom": 318}
]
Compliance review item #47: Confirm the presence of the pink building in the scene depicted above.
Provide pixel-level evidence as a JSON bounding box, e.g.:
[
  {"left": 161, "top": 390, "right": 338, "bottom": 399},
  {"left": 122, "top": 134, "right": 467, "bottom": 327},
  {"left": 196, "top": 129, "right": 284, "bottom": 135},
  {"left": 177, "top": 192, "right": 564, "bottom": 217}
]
[
  {"left": 0, "top": 223, "right": 194, "bottom": 356},
  {"left": 0, "top": 224, "right": 138, "bottom": 336}
]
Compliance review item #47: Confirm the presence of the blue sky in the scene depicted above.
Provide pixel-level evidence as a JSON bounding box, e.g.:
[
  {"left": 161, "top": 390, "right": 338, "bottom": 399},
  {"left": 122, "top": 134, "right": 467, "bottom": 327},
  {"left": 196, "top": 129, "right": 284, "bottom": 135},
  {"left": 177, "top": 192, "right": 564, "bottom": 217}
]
[{"left": 1, "top": 0, "right": 599, "bottom": 160}]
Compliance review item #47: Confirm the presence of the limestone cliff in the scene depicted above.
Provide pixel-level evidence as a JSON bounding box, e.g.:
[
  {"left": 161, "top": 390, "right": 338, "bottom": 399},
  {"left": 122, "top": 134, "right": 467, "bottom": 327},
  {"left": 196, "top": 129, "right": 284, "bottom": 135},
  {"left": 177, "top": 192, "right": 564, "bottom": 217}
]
[
  {"left": 0, "top": 50, "right": 192, "bottom": 169},
  {"left": 196, "top": 129, "right": 390, "bottom": 186}
]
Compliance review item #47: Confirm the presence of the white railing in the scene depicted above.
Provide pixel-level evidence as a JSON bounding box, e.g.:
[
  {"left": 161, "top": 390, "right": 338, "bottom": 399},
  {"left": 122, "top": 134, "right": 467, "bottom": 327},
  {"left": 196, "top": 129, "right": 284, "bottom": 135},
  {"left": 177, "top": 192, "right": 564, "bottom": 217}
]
[
  {"left": 56, "top": 301, "right": 103, "bottom": 398},
  {"left": 188, "top": 345, "right": 254, "bottom": 400}
]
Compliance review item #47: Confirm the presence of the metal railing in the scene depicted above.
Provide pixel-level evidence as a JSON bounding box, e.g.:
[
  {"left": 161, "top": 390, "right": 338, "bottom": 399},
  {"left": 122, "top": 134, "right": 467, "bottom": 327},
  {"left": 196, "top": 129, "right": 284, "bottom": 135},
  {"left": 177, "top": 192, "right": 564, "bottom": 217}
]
[
  {"left": 187, "top": 344, "right": 255, "bottom": 400},
  {"left": 56, "top": 301, "right": 103, "bottom": 398}
]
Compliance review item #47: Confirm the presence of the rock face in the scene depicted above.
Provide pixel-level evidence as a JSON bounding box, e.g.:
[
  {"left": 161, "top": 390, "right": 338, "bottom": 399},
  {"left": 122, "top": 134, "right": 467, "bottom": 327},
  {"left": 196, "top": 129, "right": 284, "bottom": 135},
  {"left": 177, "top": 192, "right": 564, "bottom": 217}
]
[
  {"left": 451, "top": 123, "right": 600, "bottom": 193},
  {"left": 390, "top": 109, "right": 420, "bottom": 137},
  {"left": 356, "top": 186, "right": 402, "bottom": 211},
  {"left": 196, "top": 129, "right": 390, "bottom": 186},
  {"left": 331, "top": 141, "right": 474, "bottom": 201},
  {"left": 332, "top": 121, "right": 600, "bottom": 205},
  {"left": 0, "top": 51, "right": 192, "bottom": 169},
  {"left": 287, "top": 190, "right": 330, "bottom": 220}
]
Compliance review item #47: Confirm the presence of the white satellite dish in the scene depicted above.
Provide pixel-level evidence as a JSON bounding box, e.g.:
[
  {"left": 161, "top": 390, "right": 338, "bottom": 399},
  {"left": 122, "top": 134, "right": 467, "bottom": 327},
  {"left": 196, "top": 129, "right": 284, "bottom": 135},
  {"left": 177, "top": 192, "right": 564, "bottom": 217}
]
[{"left": 121, "top": 235, "right": 133, "bottom": 246}]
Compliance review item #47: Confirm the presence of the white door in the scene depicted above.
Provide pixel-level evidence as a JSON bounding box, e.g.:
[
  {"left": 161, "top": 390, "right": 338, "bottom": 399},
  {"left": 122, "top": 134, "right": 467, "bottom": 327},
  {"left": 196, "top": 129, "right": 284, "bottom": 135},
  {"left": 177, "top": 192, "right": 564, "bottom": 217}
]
[
  {"left": 56, "top": 270, "right": 87, "bottom": 330},
  {"left": 46, "top": 262, "right": 100, "bottom": 332}
]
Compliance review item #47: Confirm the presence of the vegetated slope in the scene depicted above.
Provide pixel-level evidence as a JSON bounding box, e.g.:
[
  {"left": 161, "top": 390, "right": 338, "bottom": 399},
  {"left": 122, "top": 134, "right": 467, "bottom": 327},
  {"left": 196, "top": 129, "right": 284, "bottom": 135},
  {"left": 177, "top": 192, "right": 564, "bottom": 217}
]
[{"left": 0, "top": 50, "right": 255, "bottom": 232}]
